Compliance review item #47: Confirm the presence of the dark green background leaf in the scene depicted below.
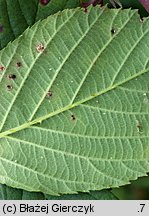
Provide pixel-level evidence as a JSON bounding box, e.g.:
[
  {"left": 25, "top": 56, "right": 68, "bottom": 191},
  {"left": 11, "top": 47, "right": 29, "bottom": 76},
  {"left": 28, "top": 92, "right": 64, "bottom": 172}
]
[
  {"left": 0, "top": 184, "right": 117, "bottom": 200},
  {"left": 104, "top": 0, "right": 148, "bottom": 17},
  {"left": 0, "top": 0, "right": 80, "bottom": 49}
]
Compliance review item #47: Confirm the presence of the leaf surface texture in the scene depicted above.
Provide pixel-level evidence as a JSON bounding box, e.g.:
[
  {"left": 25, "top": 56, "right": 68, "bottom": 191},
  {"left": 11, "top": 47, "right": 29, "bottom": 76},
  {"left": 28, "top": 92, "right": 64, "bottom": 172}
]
[{"left": 0, "top": 6, "right": 149, "bottom": 195}]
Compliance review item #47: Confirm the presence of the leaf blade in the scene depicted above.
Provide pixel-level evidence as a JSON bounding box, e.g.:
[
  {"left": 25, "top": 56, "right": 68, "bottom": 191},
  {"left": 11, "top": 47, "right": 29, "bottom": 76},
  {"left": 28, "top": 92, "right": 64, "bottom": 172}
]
[{"left": 0, "top": 6, "right": 149, "bottom": 195}]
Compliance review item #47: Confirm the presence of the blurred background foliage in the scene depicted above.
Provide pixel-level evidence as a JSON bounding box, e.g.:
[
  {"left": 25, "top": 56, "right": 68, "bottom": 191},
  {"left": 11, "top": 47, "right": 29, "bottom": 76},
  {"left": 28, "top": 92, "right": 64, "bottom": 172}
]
[
  {"left": 104, "top": 0, "right": 149, "bottom": 17},
  {"left": 112, "top": 175, "right": 149, "bottom": 199}
]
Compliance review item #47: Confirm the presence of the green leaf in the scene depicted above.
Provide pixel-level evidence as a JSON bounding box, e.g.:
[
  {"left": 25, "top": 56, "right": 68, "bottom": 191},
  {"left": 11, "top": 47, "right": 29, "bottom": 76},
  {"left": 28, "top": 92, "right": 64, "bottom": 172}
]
[
  {"left": 36, "top": 0, "right": 80, "bottom": 21},
  {"left": 0, "top": 184, "right": 45, "bottom": 200},
  {"left": 0, "top": 184, "right": 117, "bottom": 200},
  {"left": 0, "top": 184, "right": 22, "bottom": 200},
  {"left": 0, "top": 0, "right": 38, "bottom": 49},
  {"left": 45, "top": 190, "right": 118, "bottom": 200},
  {"left": 0, "top": 6, "right": 149, "bottom": 195},
  {"left": 0, "top": 0, "right": 80, "bottom": 49}
]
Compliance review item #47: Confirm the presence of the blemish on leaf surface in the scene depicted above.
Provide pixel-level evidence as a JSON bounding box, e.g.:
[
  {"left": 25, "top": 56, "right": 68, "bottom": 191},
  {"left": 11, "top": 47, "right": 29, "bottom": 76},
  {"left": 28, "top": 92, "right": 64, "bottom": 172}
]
[
  {"left": 8, "top": 74, "right": 16, "bottom": 80},
  {"left": 16, "top": 62, "right": 22, "bottom": 68},
  {"left": 36, "top": 43, "right": 45, "bottom": 52},
  {"left": 6, "top": 85, "right": 13, "bottom": 91},
  {"left": 0, "top": 65, "right": 5, "bottom": 71},
  {"left": 136, "top": 120, "right": 142, "bottom": 133},
  {"left": 71, "top": 115, "right": 76, "bottom": 121},
  {"left": 46, "top": 90, "right": 52, "bottom": 98},
  {"left": 111, "top": 28, "right": 116, "bottom": 35}
]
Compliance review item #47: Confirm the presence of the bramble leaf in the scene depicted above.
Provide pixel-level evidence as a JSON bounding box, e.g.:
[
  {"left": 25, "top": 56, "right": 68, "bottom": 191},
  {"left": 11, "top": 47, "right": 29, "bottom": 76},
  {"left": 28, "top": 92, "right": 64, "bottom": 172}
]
[{"left": 0, "top": 6, "right": 149, "bottom": 195}]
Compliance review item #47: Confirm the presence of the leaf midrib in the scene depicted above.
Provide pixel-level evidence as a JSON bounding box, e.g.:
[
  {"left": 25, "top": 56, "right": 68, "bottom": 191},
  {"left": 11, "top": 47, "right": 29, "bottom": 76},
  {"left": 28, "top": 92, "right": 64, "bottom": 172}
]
[{"left": 0, "top": 66, "right": 148, "bottom": 139}]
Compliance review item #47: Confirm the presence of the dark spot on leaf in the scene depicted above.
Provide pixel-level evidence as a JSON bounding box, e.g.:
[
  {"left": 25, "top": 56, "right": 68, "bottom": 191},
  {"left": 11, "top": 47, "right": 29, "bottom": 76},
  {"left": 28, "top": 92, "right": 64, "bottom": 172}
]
[
  {"left": 0, "top": 65, "right": 5, "bottom": 71},
  {"left": 36, "top": 43, "right": 45, "bottom": 52},
  {"left": 6, "top": 85, "right": 13, "bottom": 91},
  {"left": 84, "top": 8, "right": 88, "bottom": 13},
  {"left": 40, "top": 0, "right": 50, "bottom": 5},
  {"left": 8, "top": 74, "right": 16, "bottom": 80},
  {"left": 136, "top": 120, "right": 142, "bottom": 133},
  {"left": 111, "top": 28, "right": 116, "bottom": 35},
  {"left": 71, "top": 115, "right": 76, "bottom": 121},
  {"left": 46, "top": 90, "right": 52, "bottom": 98},
  {"left": 16, "top": 62, "right": 22, "bottom": 68},
  {"left": 0, "top": 24, "right": 4, "bottom": 33}
]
